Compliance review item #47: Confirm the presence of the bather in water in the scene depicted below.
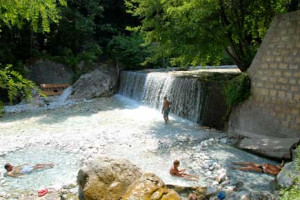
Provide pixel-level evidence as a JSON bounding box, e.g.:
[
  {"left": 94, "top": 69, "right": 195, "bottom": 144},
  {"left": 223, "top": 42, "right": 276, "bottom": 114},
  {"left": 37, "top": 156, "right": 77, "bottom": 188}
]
[{"left": 4, "top": 163, "right": 54, "bottom": 177}]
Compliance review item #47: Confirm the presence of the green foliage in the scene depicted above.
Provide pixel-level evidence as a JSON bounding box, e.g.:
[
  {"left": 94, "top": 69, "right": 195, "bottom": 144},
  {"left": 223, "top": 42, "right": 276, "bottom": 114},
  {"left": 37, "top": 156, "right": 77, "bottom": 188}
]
[
  {"left": 125, "top": 0, "right": 289, "bottom": 71},
  {"left": 0, "top": 65, "right": 38, "bottom": 115},
  {"left": 63, "top": 43, "right": 103, "bottom": 68},
  {"left": 279, "top": 146, "right": 300, "bottom": 200},
  {"left": 0, "top": 0, "right": 66, "bottom": 33},
  {"left": 107, "top": 33, "right": 151, "bottom": 69},
  {"left": 223, "top": 73, "right": 251, "bottom": 116}
]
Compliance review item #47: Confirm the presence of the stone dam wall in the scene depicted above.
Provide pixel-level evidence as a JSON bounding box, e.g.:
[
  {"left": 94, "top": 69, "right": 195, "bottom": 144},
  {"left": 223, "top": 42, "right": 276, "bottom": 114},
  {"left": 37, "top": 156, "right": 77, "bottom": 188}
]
[
  {"left": 229, "top": 10, "right": 300, "bottom": 138},
  {"left": 119, "top": 70, "right": 239, "bottom": 129}
]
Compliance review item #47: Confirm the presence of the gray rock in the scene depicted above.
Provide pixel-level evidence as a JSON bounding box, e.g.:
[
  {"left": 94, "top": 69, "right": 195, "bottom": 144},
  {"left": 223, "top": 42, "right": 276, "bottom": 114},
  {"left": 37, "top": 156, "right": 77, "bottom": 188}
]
[
  {"left": 206, "top": 186, "right": 217, "bottom": 196},
  {"left": 236, "top": 137, "right": 297, "bottom": 160},
  {"left": 26, "top": 59, "right": 74, "bottom": 85},
  {"left": 229, "top": 191, "right": 250, "bottom": 200},
  {"left": 70, "top": 69, "right": 117, "bottom": 100},
  {"left": 276, "top": 161, "right": 298, "bottom": 188}
]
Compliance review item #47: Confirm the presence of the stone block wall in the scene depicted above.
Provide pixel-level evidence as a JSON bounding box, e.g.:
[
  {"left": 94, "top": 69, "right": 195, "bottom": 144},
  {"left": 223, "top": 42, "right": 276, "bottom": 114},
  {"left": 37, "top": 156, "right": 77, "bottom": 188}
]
[{"left": 229, "top": 11, "right": 300, "bottom": 138}]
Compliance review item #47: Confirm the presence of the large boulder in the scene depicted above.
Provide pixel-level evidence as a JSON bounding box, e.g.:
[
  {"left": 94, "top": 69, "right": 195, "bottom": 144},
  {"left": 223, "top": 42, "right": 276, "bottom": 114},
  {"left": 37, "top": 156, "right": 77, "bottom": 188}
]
[
  {"left": 236, "top": 137, "right": 297, "bottom": 160},
  {"left": 70, "top": 69, "right": 116, "bottom": 100},
  {"left": 276, "top": 161, "right": 298, "bottom": 188},
  {"left": 122, "top": 173, "right": 181, "bottom": 200},
  {"left": 26, "top": 59, "right": 74, "bottom": 85},
  {"left": 77, "top": 157, "right": 142, "bottom": 200}
]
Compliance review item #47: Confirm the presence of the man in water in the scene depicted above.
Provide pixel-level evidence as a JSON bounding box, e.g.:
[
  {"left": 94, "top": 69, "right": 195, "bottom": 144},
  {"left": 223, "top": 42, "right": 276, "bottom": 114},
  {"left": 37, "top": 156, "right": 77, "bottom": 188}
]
[
  {"left": 170, "top": 160, "right": 198, "bottom": 181},
  {"left": 4, "top": 163, "right": 55, "bottom": 177},
  {"left": 231, "top": 161, "right": 284, "bottom": 175},
  {"left": 162, "top": 96, "right": 171, "bottom": 124}
]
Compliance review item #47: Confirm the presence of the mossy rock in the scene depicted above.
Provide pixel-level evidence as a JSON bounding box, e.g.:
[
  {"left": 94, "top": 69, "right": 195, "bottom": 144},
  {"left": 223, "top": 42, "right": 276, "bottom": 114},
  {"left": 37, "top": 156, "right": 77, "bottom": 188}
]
[
  {"left": 65, "top": 193, "right": 80, "bottom": 200},
  {"left": 122, "top": 173, "right": 181, "bottom": 200}
]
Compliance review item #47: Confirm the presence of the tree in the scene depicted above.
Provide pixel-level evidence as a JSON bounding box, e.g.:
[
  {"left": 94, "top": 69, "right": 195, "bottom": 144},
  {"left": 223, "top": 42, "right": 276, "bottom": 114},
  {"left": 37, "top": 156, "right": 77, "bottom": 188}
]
[
  {"left": 107, "top": 33, "right": 151, "bottom": 70},
  {"left": 126, "top": 0, "right": 290, "bottom": 71},
  {"left": 0, "top": 0, "right": 66, "bottom": 114},
  {"left": 0, "top": 0, "right": 66, "bottom": 33}
]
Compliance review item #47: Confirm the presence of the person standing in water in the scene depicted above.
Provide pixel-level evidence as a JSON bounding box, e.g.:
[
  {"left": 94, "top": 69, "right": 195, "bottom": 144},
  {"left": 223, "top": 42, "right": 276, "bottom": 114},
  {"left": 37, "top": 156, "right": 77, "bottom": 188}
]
[{"left": 162, "top": 96, "right": 172, "bottom": 124}]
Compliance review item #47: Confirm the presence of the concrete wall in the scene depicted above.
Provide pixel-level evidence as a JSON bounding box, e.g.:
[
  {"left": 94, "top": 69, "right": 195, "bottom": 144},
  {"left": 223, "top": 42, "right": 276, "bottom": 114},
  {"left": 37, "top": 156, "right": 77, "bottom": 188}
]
[{"left": 229, "top": 11, "right": 300, "bottom": 138}]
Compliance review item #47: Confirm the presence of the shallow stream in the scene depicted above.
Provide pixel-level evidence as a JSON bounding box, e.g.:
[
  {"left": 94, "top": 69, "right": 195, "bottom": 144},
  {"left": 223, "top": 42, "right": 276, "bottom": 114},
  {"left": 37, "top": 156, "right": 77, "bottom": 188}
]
[{"left": 0, "top": 95, "right": 277, "bottom": 196}]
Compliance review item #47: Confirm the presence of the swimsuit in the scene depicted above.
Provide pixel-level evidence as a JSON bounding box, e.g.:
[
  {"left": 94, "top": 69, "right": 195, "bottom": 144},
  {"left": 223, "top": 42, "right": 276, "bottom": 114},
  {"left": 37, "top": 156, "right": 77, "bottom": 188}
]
[
  {"left": 259, "top": 165, "right": 264, "bottom": 173},
  {"left": 21, "top": 165, "right": 34, "bottom": 174},
  {"left": 163, "top": 108, "right": 170, "bottom": 117}
]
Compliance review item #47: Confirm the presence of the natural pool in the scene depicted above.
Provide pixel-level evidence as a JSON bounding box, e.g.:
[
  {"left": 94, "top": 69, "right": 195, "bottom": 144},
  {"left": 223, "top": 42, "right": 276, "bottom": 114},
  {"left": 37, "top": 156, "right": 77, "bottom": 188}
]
[
  {"left": 0, "top": 95, "right": 277, "bottom": 197},
  {"left": 1, "top": 147, "right": 79, "bottom": 193}
]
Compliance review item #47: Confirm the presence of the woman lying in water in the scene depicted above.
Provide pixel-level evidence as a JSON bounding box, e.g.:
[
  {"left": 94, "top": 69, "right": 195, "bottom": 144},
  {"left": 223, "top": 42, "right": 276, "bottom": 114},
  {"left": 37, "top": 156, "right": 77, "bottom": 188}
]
[
  {"left": 4, "top": 163, "right": 55, "bottom": 177},
  {"left": 231, "top": 161, "right": 284, "bottom": 175}
]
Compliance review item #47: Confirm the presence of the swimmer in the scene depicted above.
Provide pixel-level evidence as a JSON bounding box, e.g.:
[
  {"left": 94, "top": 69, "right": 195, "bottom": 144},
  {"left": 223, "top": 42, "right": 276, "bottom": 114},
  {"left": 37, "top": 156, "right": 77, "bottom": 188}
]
[{"left": 4, "top": 163, "right": 54, "bottom": 177}]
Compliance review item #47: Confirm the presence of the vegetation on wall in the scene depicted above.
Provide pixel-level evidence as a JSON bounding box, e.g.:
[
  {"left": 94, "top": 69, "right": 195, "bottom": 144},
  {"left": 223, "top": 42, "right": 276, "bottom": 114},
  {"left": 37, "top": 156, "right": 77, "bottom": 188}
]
[{"left": 223, "top": 73, "right": 251, "bottom": 118}]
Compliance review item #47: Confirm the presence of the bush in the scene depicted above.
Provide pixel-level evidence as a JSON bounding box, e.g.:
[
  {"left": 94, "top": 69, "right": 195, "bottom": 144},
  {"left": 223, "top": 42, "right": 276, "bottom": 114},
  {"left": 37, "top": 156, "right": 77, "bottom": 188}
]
[
  {"left": 0, "top": 64, "right": 38, "bottom": 116},
  {"left": 279, "top": 146, "right": 300, "bottom": 199},
  {"left": 223, "top": 73, "right": 251, "bottom": 118},
  {"left": 64, "top": 43, "right": 103, "bottom": 70}
]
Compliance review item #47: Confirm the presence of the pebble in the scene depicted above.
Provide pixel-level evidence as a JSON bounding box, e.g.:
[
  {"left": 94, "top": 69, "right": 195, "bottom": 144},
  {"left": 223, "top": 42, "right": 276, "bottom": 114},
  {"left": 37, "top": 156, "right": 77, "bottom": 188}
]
[{"left": 206, "top": 186, "right": 217, "bottom": 195}]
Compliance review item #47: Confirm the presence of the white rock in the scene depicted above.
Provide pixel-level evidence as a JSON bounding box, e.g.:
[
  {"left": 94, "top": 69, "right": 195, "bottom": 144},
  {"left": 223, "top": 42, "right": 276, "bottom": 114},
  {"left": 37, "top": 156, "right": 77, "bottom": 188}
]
[
  {"left": 206, "top": 186, "right": 217, "bottom": 195},
  {"left": 203, "top": 164, "right": 210, "bottom": 169},
  {"left": 220, "top": 138, "right": 228, "bottom": 144}
]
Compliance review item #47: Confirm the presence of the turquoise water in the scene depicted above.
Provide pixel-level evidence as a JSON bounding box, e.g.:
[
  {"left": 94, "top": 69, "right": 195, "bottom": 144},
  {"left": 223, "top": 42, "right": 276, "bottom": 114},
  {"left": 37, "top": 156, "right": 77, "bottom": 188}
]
[{"left": 0, "top": 147, "right": 80, "bottom": 193}]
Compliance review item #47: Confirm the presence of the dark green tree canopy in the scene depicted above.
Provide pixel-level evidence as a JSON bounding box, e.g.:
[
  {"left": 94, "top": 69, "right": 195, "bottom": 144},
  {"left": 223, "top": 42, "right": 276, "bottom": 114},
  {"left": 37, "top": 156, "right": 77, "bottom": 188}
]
[{"left": 126, "top": 0, "right": 291, "bottom": 71}]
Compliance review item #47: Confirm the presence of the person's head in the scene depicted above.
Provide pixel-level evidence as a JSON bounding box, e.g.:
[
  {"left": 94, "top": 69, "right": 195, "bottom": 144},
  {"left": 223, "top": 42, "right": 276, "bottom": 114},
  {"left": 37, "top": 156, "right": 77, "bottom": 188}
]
[
  {"left": 164, "top": 96, "right": 167, "bottom": 100},
  {"left": 4, "top": 163, "right": 13, "bottom": 172},
  {"left": 173, "top": 160, "right": 180, "bottom": 167}
]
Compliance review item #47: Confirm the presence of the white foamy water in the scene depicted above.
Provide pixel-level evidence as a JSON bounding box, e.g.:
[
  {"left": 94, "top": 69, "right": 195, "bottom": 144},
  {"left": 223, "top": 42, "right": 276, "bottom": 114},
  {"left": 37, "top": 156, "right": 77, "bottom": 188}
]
[
  {"left": 3, "top": 87, "right": 75, "bottom": 114},
  {"left": 0, "top": 95, "right": 277, "bottom": 197}
]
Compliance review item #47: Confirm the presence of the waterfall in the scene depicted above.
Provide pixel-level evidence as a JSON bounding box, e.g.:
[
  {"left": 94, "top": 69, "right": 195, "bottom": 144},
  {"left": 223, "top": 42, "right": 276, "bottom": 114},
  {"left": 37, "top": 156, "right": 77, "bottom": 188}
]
[
  {"left": 119, "top": 71, "right": 210, "bottom": 123},
  {"left": 56, "top": 86, "right": 72, "bottom": 103}
]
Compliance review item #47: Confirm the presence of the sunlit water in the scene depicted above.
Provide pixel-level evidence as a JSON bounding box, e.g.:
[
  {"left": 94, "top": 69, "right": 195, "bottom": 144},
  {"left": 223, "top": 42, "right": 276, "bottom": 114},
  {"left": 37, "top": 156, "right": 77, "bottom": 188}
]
[
  {"left": 1, "top": 148, "right": 79, "bottom": 193},
  {"left": 0, "top": 95, "right": 277, "bottom": 195}
]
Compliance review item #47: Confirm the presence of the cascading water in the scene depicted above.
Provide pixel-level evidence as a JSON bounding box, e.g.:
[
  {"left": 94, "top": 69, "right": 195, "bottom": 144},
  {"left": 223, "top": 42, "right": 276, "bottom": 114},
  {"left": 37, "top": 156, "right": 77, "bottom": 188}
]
[{"left": 119, "top": 71, "right": 209, "bottom": 123}]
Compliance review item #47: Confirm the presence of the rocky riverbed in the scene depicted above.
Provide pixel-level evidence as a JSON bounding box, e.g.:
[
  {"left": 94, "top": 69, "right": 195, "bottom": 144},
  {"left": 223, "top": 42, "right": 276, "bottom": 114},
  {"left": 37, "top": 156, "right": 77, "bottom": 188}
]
[{"left": 0, "top": 95, "right": 278, "bottom": 199}]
